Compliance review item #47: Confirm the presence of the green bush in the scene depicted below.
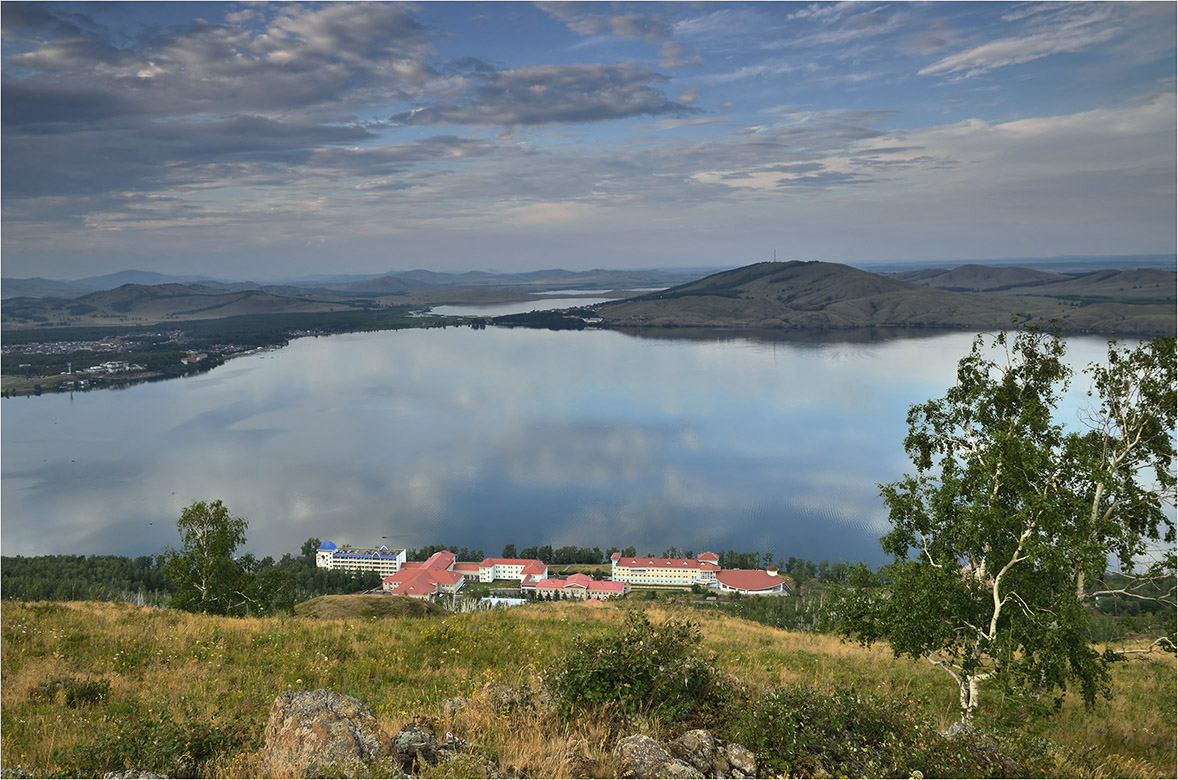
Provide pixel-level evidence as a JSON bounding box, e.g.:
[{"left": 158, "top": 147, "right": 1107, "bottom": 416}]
[
  {"left": 727, "top": 686, "right": 1055, "bottom": 779},
  {"left": 27, "top": 677, "right": 110, "bottom": 708},
  {"left": 64, "top": 679, "right": 110, "bottom": 708},
  {"left": 547, "top": 610, "right": 737, "bottom": 727},
  {"left": 55, "top": 707, "right": 256, "bottom": 779}
]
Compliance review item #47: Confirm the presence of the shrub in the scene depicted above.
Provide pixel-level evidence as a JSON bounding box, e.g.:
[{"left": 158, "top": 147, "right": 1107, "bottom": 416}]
[
  {"left": 64, "top": 678, "right": 110, "bottom": 708},
  {"left": 547, "top": 610, "right": 737, "bottom": 728},
  {"left": 726, "top": 686, "right": 1054, "bottom": 779},
  {"left": 27, "top": 677, "right": 110, "bottom": 707},
  {"left": 55, "top": 707, "right": 256, "bottom": 779}
]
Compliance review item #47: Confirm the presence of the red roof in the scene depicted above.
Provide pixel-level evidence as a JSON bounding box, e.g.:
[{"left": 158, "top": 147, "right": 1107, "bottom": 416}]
[
  {"left": 714, "top": 569, "right": 786, "bottom": 592},
  {"left": 481, "top": 557, "right": 545, "bottom": 567},
  {"left": 452, "top": 563, "right": 481, "bottom": 573},
  {"left": 589, "top": 580, "right": 625, "bottom": 592},
  {"left": 521, "top": 560, "right": 547, "bottom": 576},
  {"left": 565, "top": 573, "right": 592, "bottom": 588},
  {"left": 535, "top": 578, "right": 566, "bottom": 590},
  {"left": 698, "top": 551, "right": 719, "bottom": 562},
  {"left": 615, "top": 557, "right": 704, "bottom": 570},
  {"left": 423, "top": 550, "right": 456, "bottom": 570},
  {"left": 382, "top": 566, "right": 463, "bottom": 596}
]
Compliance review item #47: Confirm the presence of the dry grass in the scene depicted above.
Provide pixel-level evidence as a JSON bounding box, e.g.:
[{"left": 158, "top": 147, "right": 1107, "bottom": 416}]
[{"left": 1, "top": 599, "right": 1173, "bottom": 778}]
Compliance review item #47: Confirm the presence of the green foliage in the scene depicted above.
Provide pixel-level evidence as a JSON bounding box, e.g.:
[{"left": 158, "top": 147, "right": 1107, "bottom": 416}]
[
  {"left": 696, "top": 591, "right": 827, "bottom": 631},
  {"left": 728, "top": 686, "right": 1054, "bottom": 778},
  {"left": 2, "top": 554, "right": 170, "bottom": 604},
  {"left": 830, "top": 329, "right": 1177, "bottom": 720},
  {"left": 55, "top": 706, "right": 256, "bottom": 779},
  {"left": 160, "top": 500, "right": 258, "bottom": 616},
  {"left": 547, "top": 611, "right": 736, "bottom": 727},
  {"left": 25, "top": 677, "right": 108, "bottom": 707}
]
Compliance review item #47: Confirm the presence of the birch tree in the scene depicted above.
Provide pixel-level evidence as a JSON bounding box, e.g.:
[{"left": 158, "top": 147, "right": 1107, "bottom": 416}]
[
  {"left": 161, "top": 499, "right": 256, "bottom": 616},
  {"left": 831, "top": 329, "right": 1175, "bottom": 722}
]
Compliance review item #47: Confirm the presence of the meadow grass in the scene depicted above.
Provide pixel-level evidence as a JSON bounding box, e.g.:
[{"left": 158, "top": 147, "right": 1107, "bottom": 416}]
[{"left": 1, "top": 599, "right": 1173, "bottom": 778}]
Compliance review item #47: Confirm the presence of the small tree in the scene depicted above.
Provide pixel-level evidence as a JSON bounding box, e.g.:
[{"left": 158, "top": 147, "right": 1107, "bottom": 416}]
[
  {"left": 161, "top": 500, "right": 255, "bottom": 616},
  {"left": 831, "top": 329, "right": 1175, "bottom": 722}
]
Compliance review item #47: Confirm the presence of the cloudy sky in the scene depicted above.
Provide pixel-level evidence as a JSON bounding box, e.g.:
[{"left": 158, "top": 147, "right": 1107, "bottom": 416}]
[{"left": 2, "top": 1, "right": 1174, "bottom": 280}]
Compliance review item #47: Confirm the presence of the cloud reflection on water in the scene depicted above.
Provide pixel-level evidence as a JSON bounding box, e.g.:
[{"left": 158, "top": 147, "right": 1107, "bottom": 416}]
[{"left": 1, "top": 327, "right": 1115, "bottom": 564}]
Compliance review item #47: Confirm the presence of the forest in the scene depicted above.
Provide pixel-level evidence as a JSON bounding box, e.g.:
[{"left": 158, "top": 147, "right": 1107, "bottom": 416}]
[{"left": 1, "top": 538, "right": 379, "bottom": 608}]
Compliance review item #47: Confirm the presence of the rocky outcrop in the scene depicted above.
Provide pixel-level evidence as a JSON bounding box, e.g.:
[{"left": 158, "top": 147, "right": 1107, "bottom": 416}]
[
  {"left": 616, "top": 735, "right": 704, "bottom": 779},
  {"left": 479, "top": 679, "right": 554, "bottom": 713},
  {"left": 263, "top": 689, "right": 390, "bottom": 778},
  {"left": 617, "top": 730, "right": 758, "bottom": 780}
]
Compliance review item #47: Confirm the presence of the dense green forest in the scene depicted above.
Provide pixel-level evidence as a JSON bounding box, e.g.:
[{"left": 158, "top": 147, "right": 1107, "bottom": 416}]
[{"left": 1, "top": 538, "right": 379, "bottom": 607}]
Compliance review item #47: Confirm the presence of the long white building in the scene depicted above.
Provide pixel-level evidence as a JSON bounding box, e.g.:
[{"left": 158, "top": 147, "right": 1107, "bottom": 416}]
[
  {"left": 609, "top": 551, "right": 720, "bottom": 586},
  {"left": 316, "top": 541, "right": 406, "bottom": 578}
]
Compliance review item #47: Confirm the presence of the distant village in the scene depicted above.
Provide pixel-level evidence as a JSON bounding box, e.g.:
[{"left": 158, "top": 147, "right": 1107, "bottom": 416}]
[{"left": 315, "top": 541, "right": 790, "bottom": 601}]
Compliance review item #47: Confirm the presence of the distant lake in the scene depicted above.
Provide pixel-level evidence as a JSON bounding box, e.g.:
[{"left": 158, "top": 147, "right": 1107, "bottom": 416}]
[
  {"left": 428, "top": 297, "right": 619, "bottom": 317},
  {"left": 1, "top": 327, "right": 1114, "bottom": 564}
]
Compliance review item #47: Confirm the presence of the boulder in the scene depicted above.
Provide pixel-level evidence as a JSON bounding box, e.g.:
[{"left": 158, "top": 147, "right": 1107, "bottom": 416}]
[
  {"left": 615, "top": 735, "right": 704, "bottom": 779},
  {"left": 392, "top": 724, "right": 440, "bottom": 769},
  {"left": 669, "top": 729, "right": 723, "bottom": 776},
  {"left": 263, "top": 689, "right": 390, "bottom": 778},
  {"left": 724, "top": 743, "right": 758, "bottom": 779}
]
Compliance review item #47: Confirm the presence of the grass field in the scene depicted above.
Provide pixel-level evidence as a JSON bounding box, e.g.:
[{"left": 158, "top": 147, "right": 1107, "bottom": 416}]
[{"left": 1, "top": 599, "right": 1173, "bottom": 778}]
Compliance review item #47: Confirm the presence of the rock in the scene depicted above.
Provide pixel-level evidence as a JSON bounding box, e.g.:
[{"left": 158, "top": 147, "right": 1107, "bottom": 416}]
[
  {"left": 724, "top": 743, "right": 757, "bottom": 778},
  {"left": 615, "top": 735, "right": 704, "bottom": 779},
  {"left": 442, "top": 695, "right": 467, "bottom": 720},
  {"left": 482, "top": 682, "right": 524, "bottom": 712},
  {"left": 392, "top": 724, "right": 440, "bottom": 769},
  {"left": 480, "top": 679, "right": 555, "bottom": 714},
  {"left": 263, "top": 689, "right": 390, "bottom": 778},
  {"left": 669, "top": 729, "right": 724, "bottom": 776}
]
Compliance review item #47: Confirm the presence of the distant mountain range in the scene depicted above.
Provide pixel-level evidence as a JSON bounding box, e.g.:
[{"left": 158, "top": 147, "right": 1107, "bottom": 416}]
[
  {"left": 595, "top": 261, "right": 1176, "bottom": 336},
  {"left": 1, "top": 267, "right": 705, "bottom": 300},
  {"left": 4, "top": 261, "right": 1172, "bottom": 336}
]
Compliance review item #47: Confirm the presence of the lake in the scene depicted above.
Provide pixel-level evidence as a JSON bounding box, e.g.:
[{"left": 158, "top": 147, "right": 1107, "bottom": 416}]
[{"left": 0, "top": 326, "right": 1115, "bottom": 564}]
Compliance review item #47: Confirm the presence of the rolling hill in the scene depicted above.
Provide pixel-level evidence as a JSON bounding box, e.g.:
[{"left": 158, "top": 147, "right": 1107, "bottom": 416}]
[
  {"left": 894, "top": 264, "right": 1066, "bottom": 291},
  {"left": 1, "top": 283, "right": 362, "bottom": 328},
  {"left": 595, "top": 261, "right": 1175, "bottom": 336}
]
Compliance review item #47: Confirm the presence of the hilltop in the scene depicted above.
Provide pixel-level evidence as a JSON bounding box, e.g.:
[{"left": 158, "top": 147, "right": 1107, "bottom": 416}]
[
  {"left": 0, "top": 599, "right": 1172, "bottom": 778},
  {"left": 595, "top": 261, "right": 1175, "bottom": 336}
]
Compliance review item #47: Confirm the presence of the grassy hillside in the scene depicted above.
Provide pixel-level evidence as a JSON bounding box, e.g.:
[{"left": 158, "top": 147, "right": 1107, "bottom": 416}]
[
  {"left": 895, "top": 265, "right": 1067, "bottom": 291},
  {"left": 596, "top": 261, "right": 1175, "bottom": 336},
  {"left": 1, "top": 283, "right": 360, "bottom": 329},
  {"left": 1, "top": 599, "right": 1172, "bottom": 778}
]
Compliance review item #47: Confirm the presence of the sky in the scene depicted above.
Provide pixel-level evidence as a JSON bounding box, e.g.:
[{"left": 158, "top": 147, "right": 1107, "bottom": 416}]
[{"left": 2, "top": 1, "right": 1175, "bottom": 281}]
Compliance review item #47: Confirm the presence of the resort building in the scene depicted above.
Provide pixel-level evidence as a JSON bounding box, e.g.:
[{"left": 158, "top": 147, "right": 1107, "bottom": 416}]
[
  {"left": 609, "top": 551, "right": 720, "bottom": 587},
  {"left": 316, "top": 541, "right": 406, "bottom": 578},
  {"left": 711, "top": 567, "right": 790, "bottom": 596},
  {"left": 532, "top": 574, "right": 628, "bottom": 600},
  {"left": 381, "top": 549, "right": 465, "bottom": 598},
  {"left": 477, "top": 557, "right": 548, "bottom": 584}
]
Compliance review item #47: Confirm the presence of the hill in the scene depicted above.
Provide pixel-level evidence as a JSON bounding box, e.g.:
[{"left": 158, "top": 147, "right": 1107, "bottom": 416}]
[
  {"left": 0, "top": 600, "right": 1171, "bottom": 778},
  {"left": 293, "top": 593, "right": 446, "bottom": 619},
  {"left": 1, "top": 283, "right": 364, "bottom": 328},
  {"left": 894, "top": 264, "right": 1066, "bottom": 291},
  {"left": 595, "top": 261, "right": 1175, "bottom": 336}
]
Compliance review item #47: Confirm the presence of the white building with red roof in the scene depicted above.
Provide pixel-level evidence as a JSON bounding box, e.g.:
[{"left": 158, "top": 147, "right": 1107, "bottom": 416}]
[
  {"left": 534, "top": 573, "right": 628, "bottom": 600},
  {"left": 711, "top": 567, "right": 789, "bottom": 596},
  {"left": 381, "top": 549, "right": 465, "bottom": 598},
  {"left": 609, "top": 551, "right": 720, "bottom": 587},
  {"left": 478, "top": 557, "right": 548, "bottom": 584}
]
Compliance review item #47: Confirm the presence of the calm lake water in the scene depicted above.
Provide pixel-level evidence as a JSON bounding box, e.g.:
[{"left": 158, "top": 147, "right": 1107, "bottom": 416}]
[{"left": 1, "top": 327, "right": 1114, "bottom": 563}]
